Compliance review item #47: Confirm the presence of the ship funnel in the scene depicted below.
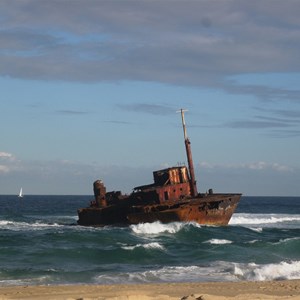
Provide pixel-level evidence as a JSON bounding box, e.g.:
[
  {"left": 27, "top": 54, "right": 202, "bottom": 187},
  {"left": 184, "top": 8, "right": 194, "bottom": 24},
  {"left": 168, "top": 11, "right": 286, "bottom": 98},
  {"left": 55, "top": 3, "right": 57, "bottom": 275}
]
[
  {"left": 93, "top": 180, "right": 107, "bottom": 207},
  {"left": 177, "top": 109, "right": 198, "bottom": 197}
]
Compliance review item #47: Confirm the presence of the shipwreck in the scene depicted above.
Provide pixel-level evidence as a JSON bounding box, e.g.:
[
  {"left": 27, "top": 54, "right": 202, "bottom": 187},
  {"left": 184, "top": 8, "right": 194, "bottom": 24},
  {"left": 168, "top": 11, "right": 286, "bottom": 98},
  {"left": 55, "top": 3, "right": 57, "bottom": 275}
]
[{"left": 77, "top": 109, "right": 241, "bottom": 226}]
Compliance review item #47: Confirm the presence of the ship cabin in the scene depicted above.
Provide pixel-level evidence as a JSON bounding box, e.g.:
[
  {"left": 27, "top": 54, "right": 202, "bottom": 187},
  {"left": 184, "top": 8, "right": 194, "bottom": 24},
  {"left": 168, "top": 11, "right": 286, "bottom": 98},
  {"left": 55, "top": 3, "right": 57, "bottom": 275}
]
[{"left": 134, "top": 166, "right": 192, "bottom": 203}]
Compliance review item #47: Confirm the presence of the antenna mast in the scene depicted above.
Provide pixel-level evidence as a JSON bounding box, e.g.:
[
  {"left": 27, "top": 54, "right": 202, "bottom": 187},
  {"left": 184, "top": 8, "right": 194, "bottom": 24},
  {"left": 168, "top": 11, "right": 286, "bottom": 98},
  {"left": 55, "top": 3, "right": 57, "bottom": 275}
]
[{"left": 177, "top": 109, "right": 198, "bottom": 197}]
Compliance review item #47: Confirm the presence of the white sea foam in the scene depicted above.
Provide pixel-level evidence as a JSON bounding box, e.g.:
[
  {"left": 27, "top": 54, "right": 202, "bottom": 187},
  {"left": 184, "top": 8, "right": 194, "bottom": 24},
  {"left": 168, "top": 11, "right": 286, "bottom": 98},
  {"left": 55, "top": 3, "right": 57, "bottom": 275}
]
[
  {"left": 246, "top": 239, "right": 260, "bottom": 244},
  {"left": 94, "top": 262, "right": 244, "bottom": 284},
  {"left": 0, "top": 220, "right": 14, "bottom": 226},
  {"left": 122, "top": 242, "right": 165, "bottom": 251},
  {"left": 0, "top": 275, "right": 52, "bottom": 286},
  {"left": 276, "top": 237, "right": 300, "bottom": 244},
  {"left": 130, "top": 221, "right": 184, "bottom": 235},
  {"left": 94, "top": 265, "right": 232, "bottom": 284},
  {"left": 229, "top": 213, "right": 300, "bottom": 228},
  {"left": 249, "top": 227, "right": 263, "bottom": 233},
  {"left": 94, "top": 260, "right": 300, "bottom": 284},
  {"left": 204, "top": 239, "right": 232, "bottom": 245},
  {"left": 233, "top": 261, "right": 300, "bottom": 281},
  {"left": 0, "top": 220, "right": 64, "bottom": 231}
]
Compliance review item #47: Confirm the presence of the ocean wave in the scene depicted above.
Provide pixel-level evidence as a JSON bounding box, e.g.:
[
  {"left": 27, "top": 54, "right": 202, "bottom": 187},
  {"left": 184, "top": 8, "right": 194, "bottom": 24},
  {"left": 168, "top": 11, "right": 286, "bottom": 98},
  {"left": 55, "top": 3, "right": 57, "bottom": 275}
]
[
  {"left": 246, "top": 239, "right": 260, "bottom": 244},
  {"left": 121, "top": 242, "right": 165, "bottom": 251},
  {"left": 0, "top": 275, "right": 53, "bottom": 286},
  {"left": 0, "top": 220, "right": 64, "bottom": 231},
  {"left": 230, "top": 213, "right": 300, "bottom": 227},
  {"left": 233, "top": 261, "right": 300, "bottom": 281},
  {"left": 94, "top": 265, "right": 223, "bottom": 284},
  {"left": 203, "top": 239, "right": 232, "bottom": 245},
  {"left": 94, "top": 260, "right": 300, "bottom": 284},
  {"left": 275, "top": 237, "right": 300, "bottom": 245},
  {"left": 249, "top": 227, "right": 263, "bottom": 233},
  {"left": 93, "top": 262, "right": 240, "bottom": 284},
  {"left": 130, "top": 221, "right": 186, "bottom": 235}
]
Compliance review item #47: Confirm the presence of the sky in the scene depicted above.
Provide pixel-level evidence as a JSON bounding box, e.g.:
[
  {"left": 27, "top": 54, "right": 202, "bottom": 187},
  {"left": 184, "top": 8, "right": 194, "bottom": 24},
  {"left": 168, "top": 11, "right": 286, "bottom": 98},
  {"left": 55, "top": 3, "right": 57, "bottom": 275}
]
[{"left": 1, "top": 0, "right": 300, "bottom": 196}]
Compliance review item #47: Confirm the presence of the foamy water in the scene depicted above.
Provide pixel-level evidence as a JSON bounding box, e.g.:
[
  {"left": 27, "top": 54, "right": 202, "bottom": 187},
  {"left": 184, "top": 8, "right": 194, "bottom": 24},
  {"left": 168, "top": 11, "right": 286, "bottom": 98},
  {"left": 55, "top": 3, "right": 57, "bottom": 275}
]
[{"left": 0, "top": 195, "right": 299, "bottom": 285}]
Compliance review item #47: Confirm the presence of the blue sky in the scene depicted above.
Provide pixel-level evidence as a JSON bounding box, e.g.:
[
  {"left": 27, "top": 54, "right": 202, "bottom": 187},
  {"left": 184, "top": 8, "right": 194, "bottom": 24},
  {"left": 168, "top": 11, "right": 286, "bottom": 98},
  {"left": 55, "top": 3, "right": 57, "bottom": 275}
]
[{"left": 1, "top": 0, "right": 300, "bottom": 196}]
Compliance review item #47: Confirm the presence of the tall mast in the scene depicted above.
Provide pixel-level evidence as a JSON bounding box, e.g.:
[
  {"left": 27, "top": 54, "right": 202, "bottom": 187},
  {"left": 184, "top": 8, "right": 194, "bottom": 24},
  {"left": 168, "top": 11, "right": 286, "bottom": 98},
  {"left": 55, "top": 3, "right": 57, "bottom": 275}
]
[{"left": 178, "top": 109, "right": 198, "bottom": 197}]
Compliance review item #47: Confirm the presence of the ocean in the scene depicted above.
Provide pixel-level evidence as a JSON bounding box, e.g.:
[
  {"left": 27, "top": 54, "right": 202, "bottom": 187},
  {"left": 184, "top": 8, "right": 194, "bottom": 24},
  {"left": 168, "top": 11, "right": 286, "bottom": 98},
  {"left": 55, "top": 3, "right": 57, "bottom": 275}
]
[{"left": 0, "top": 195, "right": 299, "bottom": 286}]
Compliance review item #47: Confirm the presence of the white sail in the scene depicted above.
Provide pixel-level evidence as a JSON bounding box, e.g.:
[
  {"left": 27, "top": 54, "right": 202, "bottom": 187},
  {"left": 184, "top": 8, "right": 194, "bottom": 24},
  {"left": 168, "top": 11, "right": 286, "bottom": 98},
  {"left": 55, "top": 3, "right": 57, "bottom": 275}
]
[{"left": 18, "top": 188, "right": 23, "bottom": 198}]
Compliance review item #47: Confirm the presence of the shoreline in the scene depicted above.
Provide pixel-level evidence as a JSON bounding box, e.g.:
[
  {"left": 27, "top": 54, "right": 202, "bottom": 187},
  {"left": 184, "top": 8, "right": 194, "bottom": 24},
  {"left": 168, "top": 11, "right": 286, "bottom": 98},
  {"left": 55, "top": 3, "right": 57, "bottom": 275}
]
[{"left": 0, "top": 280, "right": 299, "bottom": 299}]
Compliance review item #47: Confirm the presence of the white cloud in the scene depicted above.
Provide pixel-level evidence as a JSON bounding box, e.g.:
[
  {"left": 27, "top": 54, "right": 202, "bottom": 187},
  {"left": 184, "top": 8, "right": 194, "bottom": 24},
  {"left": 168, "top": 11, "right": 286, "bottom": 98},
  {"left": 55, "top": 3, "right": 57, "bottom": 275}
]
[
  {"left": 0, "top": 0, "right": 299, "bottom": 100},
  {"left": 0, "top": 156, "right": 298, "bottom": 195},
  {"left": 198, "top": 161, "right": 293, "bottom": 172},
  {"left": 0, "top": 152, "right": 15, "bottom": 173},
  {"left": 248, "top": 161, "right": 267, "bottom": 170},
  {"left": 0, "top": 152, "right": 13, "bottom": 159},
  {"left": 0, "top": 165, "right": 10, "bottom": 173}
]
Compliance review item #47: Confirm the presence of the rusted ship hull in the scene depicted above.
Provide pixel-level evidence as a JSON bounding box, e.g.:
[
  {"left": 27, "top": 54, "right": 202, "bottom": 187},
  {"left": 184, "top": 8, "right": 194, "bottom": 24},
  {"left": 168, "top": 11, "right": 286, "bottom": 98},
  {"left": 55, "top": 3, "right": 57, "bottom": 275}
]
[
  {"left": 77, "top": 194, "right": 241, "bottom": 226},
  {"left": 127, "top": 194, "right": 241, "bottom": 225},
  {"left": 77, "top": 109, "right": 241, "bottom": 227}
]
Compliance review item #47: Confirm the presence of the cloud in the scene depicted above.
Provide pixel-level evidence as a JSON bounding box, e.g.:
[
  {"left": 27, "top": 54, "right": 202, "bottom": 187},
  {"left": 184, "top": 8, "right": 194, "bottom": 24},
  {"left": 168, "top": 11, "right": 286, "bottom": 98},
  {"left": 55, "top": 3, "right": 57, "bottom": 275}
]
[
  {"left": 0, "top": 0, "right": 300, "bottom": 100},
  {"left": 0, "top": 153, "right": 298, "bottom": 195},
  {"left": 0, "top": 165, "right": 10, "bottom": 173},
  {"left": 223, "top": 106, "right": 300, "bottom": 133},
  {"left": 0, "top": 152, "right": 16, "bottom": 173},
  {"left": 267, "top": 129, "right": 300, "bottom": 138},
  {"left": 0, "top": 155, "right": 154, "bottom": 194},
  {"left": 271, "top": 108, "right": 300, "bottom": 120},
  {"left": 223, "top": 84, "right": 300, "bottom": 103},
  {"left": 199, "top": 161, "right": 293, "bottom": 172},
  {"left": 197, "top": 161, "right": 299, "bottom": 196},
  {"left": 0, "top": 152, "right": 14, "bottom": 159},
  {"left": 225, "top": 119, "right": 291, "bottom": 129}
]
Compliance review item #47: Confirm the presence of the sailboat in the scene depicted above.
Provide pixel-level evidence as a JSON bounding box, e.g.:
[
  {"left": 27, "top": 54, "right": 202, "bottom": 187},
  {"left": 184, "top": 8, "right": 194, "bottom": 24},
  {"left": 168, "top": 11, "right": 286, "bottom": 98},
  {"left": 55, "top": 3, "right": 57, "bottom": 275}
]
[{"left": 18, "top": 188, "right": 23, "bottom": 198}]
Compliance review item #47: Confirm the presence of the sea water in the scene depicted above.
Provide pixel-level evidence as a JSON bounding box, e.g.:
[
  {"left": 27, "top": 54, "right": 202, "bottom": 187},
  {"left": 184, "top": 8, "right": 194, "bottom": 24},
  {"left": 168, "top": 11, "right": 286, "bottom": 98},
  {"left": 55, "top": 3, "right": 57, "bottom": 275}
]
[{"left": 0, "top": 195, "right": 299, "bottom": 286}]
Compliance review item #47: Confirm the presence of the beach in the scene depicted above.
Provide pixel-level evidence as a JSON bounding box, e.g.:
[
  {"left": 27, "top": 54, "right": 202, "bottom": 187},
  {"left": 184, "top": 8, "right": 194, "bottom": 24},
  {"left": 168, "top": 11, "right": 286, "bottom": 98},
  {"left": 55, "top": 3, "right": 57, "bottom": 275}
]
[{"left": 0, "top": 280, "right": 300, "bottom": 300}]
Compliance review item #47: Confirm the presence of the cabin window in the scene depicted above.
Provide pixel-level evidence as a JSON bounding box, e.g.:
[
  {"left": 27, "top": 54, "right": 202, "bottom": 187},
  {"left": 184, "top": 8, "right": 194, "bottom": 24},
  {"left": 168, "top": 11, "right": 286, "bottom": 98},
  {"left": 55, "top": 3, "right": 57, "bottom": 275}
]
[{"left": 164, "top": 191, "right": 169, "bottom": 200}]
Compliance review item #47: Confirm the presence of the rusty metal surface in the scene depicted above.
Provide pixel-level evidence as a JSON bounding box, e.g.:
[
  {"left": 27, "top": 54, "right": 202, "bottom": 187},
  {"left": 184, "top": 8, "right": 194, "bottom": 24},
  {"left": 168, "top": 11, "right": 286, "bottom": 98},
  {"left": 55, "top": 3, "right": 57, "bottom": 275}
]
[
  {"left": 77, "top": 192, "right": 241, "bottom": 226},
  {"left": 77, "top": 109, "right": 242, "bottom": 227}
]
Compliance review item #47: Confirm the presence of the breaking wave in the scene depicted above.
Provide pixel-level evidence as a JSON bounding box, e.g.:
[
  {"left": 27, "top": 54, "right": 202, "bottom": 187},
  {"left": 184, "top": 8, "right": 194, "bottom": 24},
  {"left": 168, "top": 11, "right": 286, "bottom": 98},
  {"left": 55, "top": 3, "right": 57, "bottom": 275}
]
[
  {"left": 121, "top": 242, "right": 165, "bottom": 251},
  {"left": 233, "top": 261, "right": 300, "bottom": 281},
  {"left": 203, "top": 239, "right": 233, "bottom": 245},
  {"left": 130, "top": 221, "right": 186, "bottom": 235},
  {"left": 93, "top": 260, "right": 300, "bottom": 284},
  {"left": 229, "top": 213, "right": 300, "bottom": 228},
  {"left": 0, "top": 220, "right": 66, "bottom": 231}
]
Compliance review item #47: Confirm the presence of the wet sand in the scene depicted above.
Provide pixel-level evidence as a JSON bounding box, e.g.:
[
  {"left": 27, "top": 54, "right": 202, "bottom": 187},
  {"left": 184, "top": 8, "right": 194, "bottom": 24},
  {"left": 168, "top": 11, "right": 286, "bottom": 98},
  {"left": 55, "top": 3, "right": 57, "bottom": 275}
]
[{"left": 0, "top": 280, "right": 299, "bottom": 299}]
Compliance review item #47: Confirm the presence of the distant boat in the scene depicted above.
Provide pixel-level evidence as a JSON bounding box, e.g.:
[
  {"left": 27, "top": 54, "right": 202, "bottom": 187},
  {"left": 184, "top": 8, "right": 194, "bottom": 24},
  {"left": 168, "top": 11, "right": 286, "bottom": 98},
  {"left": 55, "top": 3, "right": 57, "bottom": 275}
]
[{"left": 18, "top": 188, "right": 23, "bottom": 198}]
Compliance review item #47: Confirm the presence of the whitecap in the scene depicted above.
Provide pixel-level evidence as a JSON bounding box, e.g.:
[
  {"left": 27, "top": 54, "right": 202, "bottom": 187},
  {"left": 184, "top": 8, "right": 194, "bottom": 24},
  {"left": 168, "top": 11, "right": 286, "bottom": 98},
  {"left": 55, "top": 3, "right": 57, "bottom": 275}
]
[
  {"left": 229, "top": 213, "right": 300, "bottom": 228},
  {"left": 275, "top": 237, "right": 300, "bottom": 244},
  {"left": 0, "top": 220, "right": 14, "bottom": 226},
  {"left": 246, "top": 239, "right": 260, "bottom": 244},
  {"left": 130, "top": 221, "right": 184, "bottom": 235},
  {"left": 249, "top": 227, "right": 263, "bottom": 233},
  {"left": 203, "top": 239, "right": 232, "bottom": 245},
  {"left": 233, "top": 261, "right": 300, "bottom": 281},
  {"left": 0, "top": 219, "right": 64, "bottom": 231},
  {"left": 93, "top": 263, "right": 239, "bottom": 284},
  {"left": 122, "top": 242, "right": 165, "bottom": 251}
]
